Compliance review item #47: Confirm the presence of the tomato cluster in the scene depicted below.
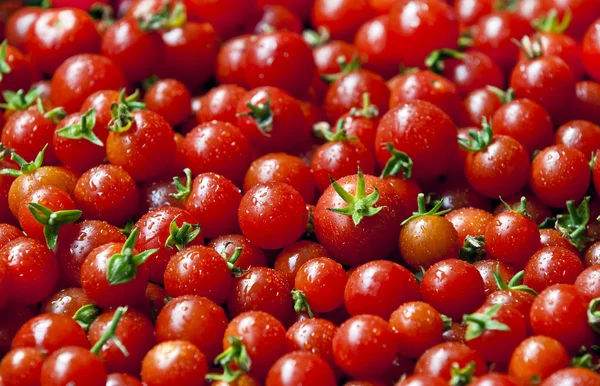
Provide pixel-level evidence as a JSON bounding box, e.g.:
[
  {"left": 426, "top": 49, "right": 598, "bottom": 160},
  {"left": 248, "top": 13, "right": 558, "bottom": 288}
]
[{"left": 2, "top": 0, "right": 600, "bottom": 385}]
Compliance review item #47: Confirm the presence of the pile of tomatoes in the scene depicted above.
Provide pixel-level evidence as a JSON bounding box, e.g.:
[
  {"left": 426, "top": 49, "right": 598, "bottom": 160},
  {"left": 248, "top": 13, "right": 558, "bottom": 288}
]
[{"left": 2, "top": 0, "right": 600, "bottom": 385}]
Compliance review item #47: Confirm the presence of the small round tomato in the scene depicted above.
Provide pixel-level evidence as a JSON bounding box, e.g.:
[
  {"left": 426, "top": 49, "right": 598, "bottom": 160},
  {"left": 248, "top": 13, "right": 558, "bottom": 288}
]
[
  {"left": 252, "top": 5, "right": 302, "bottom": 34},
  {"left": 389, "top": 301, "right": 444, "bottom": 359},
  {"left": 546, "top": 0, "right": 600, "bottom": 39},
  {"left": 26, "top": 8, "right": 100, "bottom": 76},
  {"left": 508, "top": 336, "right": 569, "bottom": 386},
  {"left": 396, "top": 375, "right": 447, "bottom": 386},
  {"left": 244, "top": 30, "right": 314, "bottom": 98},
  {"left": 445, "top": 207, "right": 493, "bottom": 245},
  {"left": 311, "top": 0, "right": 374, "bottom": 42},
  {"left": 196, "top": 84, "right": 246, "bottom": 125},
  {"left": 354, "top": 15, "right": 397, "bottom": 79},
  {"left": 575, "top": 265, "right": 600, "bottom": 303},
  {"left": 164, "top": 245, "right": 232, "bottom": 304},
  {"left": 12, "top": 312, "right": 89, "bottom": 355},
  {"left": 555, "top": 120, "right": 600, "bottom": 158},
  {"left": 464, "top": 88, "right": 504, "bottom": 128},
  {"left": 274, "top": 240, "right": 330, "bottom": 287},
  {"left": 183, "top": 121, "right": 253, "bottom": 187},
  {"left": 531, "top": 145, "right": 590, "bottom": 208},
  {"left": 5, "top": 6, "right": 43, "bottom": 51},
  {"left": 524, "top": 246, "right": 584, "bottom": 293},
  {"left": 183, "top": 172, "right": 242, "bottom": 238},
  {"left": 474, "top": 260, "right": 517, "bottom": 296},
  {"left": 314, "top": 171, "right": 403, "bottom": 266},
  {"left": 50, "top": 54, "right": 126, "bottom": 114},
  {"left": 57, "top": 220, "right": 125, "bottom": 287},
  {"left": 421, "top": 259, "right": 486, "bottom": 320},
  {"left": 494, "top": 194, "right": 553, "bottom": 226},
  {"left": 136, "top": 176, "right": 183, "bottom": 217},
  {"left": 216, "top": 34, "right": 251, "bottom": 86},
  {"left": 40, "top": 346, "right": 107, "bottom": 386},
  {"left": 522, "top": 29, "right": 584, "bottom": 81},
  {"left": 0, "top": 347, "right": 44, "bottom": 386},
  {"left": 454, "top": 0, "right": 495, "bottom": 26},
  {"left": 228, "top": 267, "right": 293, "bottom": 323},
  {"left": 414, "top": 342, "right": 487, "bottom": 381},
  {"left": 144, "top": 79, "right": 191, "bottom": 128},
  {"left": 88, "top": 309, "right": 156, "bottom": 375},
  {"left": 266, "top": 351, "right": 337, "bottom": 386},
  {"left": 344, "top": 260, "right": 419, "bottom": 319},
  {"left": 208, "top": 234, "right": 267, "bottom": 270},
  {"left": 74, "top": 164, "right": 139, "bottom": 226},
  {"left": 540, "top": 228, "right": 579, "bottom": 253},
  {"left": 42, "top": 287, "right": 93, "bottom": 317},
  {"left": 541, "top": 368, "right": 600, "bottom": 385},
  {"left": 2, "top": 108, "right": 59, "bottom": 166},
  {"left": 485, "top": 208, "right": 540, "bottom": 269},
  {"left": 238, "top": 182, "right": 307, "bottom": 250},
  {"left": 530, "top": 284, "right": 595, "bottom": 353},
  {"left": 388, "top": 0, "right": 459, "bottom": 68},
  {"left": 106, "top": 373, "right": 144, "bottom": 386},
  {"left": 0, "top": 43, "right": 38, "bottom": 96},
  {"left": 0, "top": 224, "right": 22, "bottom": 249},
  {"left": 375, "top": 100, "right": 457, "bottom": 183},
  {"left": 294, "top": 257, "right": 346, "bottom": 314},
  {"left": 286, "top": 318, "right": 338, "bottom": 370},
  {"left": 0, "top": 237, "right": 58, "bottom": 305},
  {"left": 332, "top": 314, "right": 397, "bottom": 380},
  {"left": 573, "top": 81, "right": 600, "bottom": 125},
  {"left": 221, "top": 311, "right": 289, "bottom": 381},
  {"left": 141, "top": 340, "right": 207, "bottom": 386}
]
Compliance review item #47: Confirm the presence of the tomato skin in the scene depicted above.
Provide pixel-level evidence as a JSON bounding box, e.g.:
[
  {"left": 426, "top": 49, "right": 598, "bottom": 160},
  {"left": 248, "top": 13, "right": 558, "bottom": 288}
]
[
  {"left": 541, "top": 367, "right": 600, "bottom": 386},
  {"left": 510, "top": 55, "right": 576, "bottom": 125},
  {"left": 141, "top": 340, "right": 207, "bottom": 386},
  {"left": 106, "top": 373, "right": 144, "bottom": 386},
  {"left": 573, "top": 81, "right": 600, "bottom": 125},
  {"left": 163, "top": 245, "right": 232, "bottom": 304},
  {"left": 555, "top": 120, "right": 600, "bottom": 158},
  {"left": 0, "top": 43, "right": 37, "bottom": 94},
  {"left": 286, "top": 318, "right": 338, "bottom": 370},
  {"left": 295, "top": 257, "right": 347, "bottom": 314},
  {"left": 583, "top": 20, "right": 600, "bottom": 83},
  {"left": 311, "top": 0, "right": 375, "bottom": 42},
  {"left": 223, "top": 311, "right": 289, "bottom": 381},
  {"left": 2, "top": 109, "right": 59, "bottom": 166},
  {"left": 53, "top": 111, "right": 107, "bottom": 172},
  {"left": 74, "top": 164, "right": 138, "bottom": 226},
  {"left": 543, "top": 0, "right": 600, "bottom": 40},
  {"left": 144, "top": 79, "right": 191, "bottom": 128},
  {"left": 443, "top": 50, "right": 505, "bottom": 97},
  {"left": 530, "top": 284, "right": 595, "bottom": 353},
  {"left": 522, "top": 31, "right": 584, "bottom": 81},
  {"left": 50, "top": 54, "right": 127, "bottom": 114},
  {"left": 314, "top": 174, "right": 403, "bottom": 266},
  {"left": 354, "top": 15, "right": 398, "bottom": 79},
  {"left": 42, "top": 287, "right": 93, "bottom": 317},
  {"left": 345, "top": 260, "right": 420, "bottom": 319},
  {"left": 208, "top": 234, "right": 267, "bottom": 270},
  {"left": 415, "top": 342, "right": 487, "bottom": 381},
  {"left": 238, "top": 182, "right": 307, "bottom": 250},
  {"left": 464, "top": 88, "right": 503, "bottom": 127},
  {"left": 266, "top": 351, "right": 337, "bottom": 386},
  {"left": 228, "top": 267, "right": 293, "bottom": 323},
  {"left": 388, "top": 0, "right": 459, "bottom": 68},
  {"left": 0, "top": 347, "right": 44, "bottom": 386},
  {"left": 474, "top": 260, "right": 516, "bottom": 296},
  {"left": 470, "top": 374, "right": 519, "bottom": 386},
  {"left": 274, "top": 240, "right": 331, "bottom": 287},
  {"left": 508, "top": 336, "right": 569, "bottom": 386},
  {"left": 445, "top": 207, "right": 493, "bottom": 245},
  {"left": 389, "top": 302, "right": 444, "bottom": 359},
  {"left": 252, "top": 5, "right": 303, "bottom": 34},
  {"left": 0, "top": 304, "right": 34, "bottom": 356},
  {"left": 5, "top": 7, "right": 42, "bottom": 51},
  {"left": 575, "top": 265, "right": 600, "bottom": 301},
  {"left": 26, "top": 8, "right": 100, "bottom": 76},
  {"left": 324, "top": 69, "right": 390, "bottom": 124},
  {"left": 399, "top": 216, "right": 459, "bottom": 271},
  {"left": 216, "top": 35, "right": 251, "bottom": 87},
  {"left": 12, "top": 313, "right": 89, "bottom": 354},
  {"left": 183, "top": 121, "right": 253, "bottom": 187},
  {"left": 197, "top": 84, "right": 247, "bottom": 125},
  {"left": 80, "top": 242, "right": 150, "bottom": 308},
  {"left": 539, "top": 228, "right": 579, "bottom": 254},
  {"left": 465, "top": 135, "right": 530, "bottom": 198},
  {"left": 395, "top": 375, "right": 447, "bottom": 386},
  {"left": 485, "top": 211, "right": 540, "bottom": 269},
  {"left": 333, "top": 314, "right": 398, "bottom": 379},
  {"left": 454, "top": 0, "right": 494, "bottom": 26},
  {"left": 421, "top": 259, "right": 486, "bottom": 321},
  {"left": 524, "top": 246, "right": 584, "bottom": 293},
  {"left": 185, "top": 0, "right": 258, "bottom": 40},
  {"left": 375, "top": 101, "right": 457, "bottom": 183},
  {"left": 244, "top": 31, "right": 315, "bottom": 98},
  {"left": 0, "top": 237, "right": 58, "bottom": 305},
  {"left": 531, "top": 145, "right": 590, "bottom": 208},
  {"left": 0, "top": 259, "right": 10, "bottom": 311},
  {"left": 492, "top": 99, "right": 553, "bottom": 156},
  {"left": 0, "top": 224, "right": 22, "bottom": 250},
  {"left": 135, "top": 207, "right": 204, "bottom": 284},
  {"left": 40, "top": 346, "right": 107, "bottom": 386}
]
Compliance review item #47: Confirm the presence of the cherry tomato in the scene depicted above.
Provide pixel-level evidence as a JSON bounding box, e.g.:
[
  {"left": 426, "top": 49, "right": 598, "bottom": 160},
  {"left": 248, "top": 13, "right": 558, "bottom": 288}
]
[
  {"left": 474, "top": 260, "right": 517, "bottom": 296},
  {"left": 286, "top": 318, "right": 338, "bottom": 370},
  {"left": 354, "top": 15, "right": 397, "bottom": 79},
  {"left": 311, "top": 0, "right": 375, "bottom": 42},
  {"left": 106, "top": 373, "right": 144, "bottom": 386},
  {"left": 42, "top": 287, "right": 93, "bottom": 317},
  {"left": 541, "top": 367, "right": 600, "bottom": 386},
  {"left": 543, "top": 0, "right": 600, "bottom": 39},
  {"left": 274, "top": 240, "right": 331, "bottom": 287},
  {"left": 573, "top": 81, "right": 600, "bottom": 125},
  {"left": 266, "top": 351, "right": 337, "bottom": 386},
  {"left": 508, "top": 336, "right": 569, "bottom": 386},
  {"left": 196, "top": 84, "right": 246, "bottom": 125},
  {"left": 0, "top": 347, "right": 44, "bottom": 386},
  {"left": 453, "top": 0, "right": 494, "bottom": 26},
  {"left": 2, "top": 108, "right": 59, "bottom": 166},
  {"left": 12, "top": 313, "right": 89, "bottom": 354},
  {"left": 185, "top": 0, "right": 258, "bottom": 40},
  {"left": 141, "top": 340, "right": 207, "bottom": 386},
  {"left": 216, "top": 34, "right": 251, "bottom": 86},
  {"left": 524, "top": 246, "right": 584, "bottom": 293},
  {"left": 208, "top": 234, "right": 268, "bottom": 270},
  {"left": 414, "top": 342, "right": 487, "bottom": 381},
  {"left": 0, "top": 43, "right": 38, "bottom": 95},
  {"left": 40, "top": 346, "right": 107, "bottom": 386},
  {"left": 5, "top": 6, "right": 42, "bottom": 51},
  {"left": 555, "top": 120, "right": 600, "bottom": 158},
  {"left": 464, "top": 88, "right": 504, "bottom": 127},
  {"left": 445, "top": 207, "right": 493, "bottom": 245},
  {"left": 389, "top": 301, "right": 444, "bottom": 359},
  {"left": 144, "top": 79, "right": 191, "bottom": 128},
  {"left": 252, "top": 5, "right": 302, "bottom": 34}
]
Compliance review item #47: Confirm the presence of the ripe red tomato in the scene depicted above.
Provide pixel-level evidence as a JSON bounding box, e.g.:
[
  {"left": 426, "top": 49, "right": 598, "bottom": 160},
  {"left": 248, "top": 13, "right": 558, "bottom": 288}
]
[
  {"left": 354, "top": 15, "right": 397, "bottom": 79},
  {"left": 11, "top": 313, "right": 89, "bottom": 354},
  {"left": 141, "top": 340, "right": 207, "bottom": 386},
  {"left": 524, "top": 246, "right": 584, "bottom": 292},
  {"left": 389, "top": 301, "right": 444, "bottom": 359},
  {"left": 196, "top": 84, "right": 246, "bottom": 125},
  {"left": 294, "top": 257, "right": 346, "bottom": 314},
  {"left": 5, "top": 7, "right": 42, "bottom": 51},
  {"left": 311, "top": 0, "right": 375, "bottom": 42},
  {"left": 144, "top": 79, "right": 191, "bottom": 128},
  {"left": 216, "top": 34, "right": 251, "bottom": 86},
  {"left": 0, "top": 347, "right": 44, "bottom": 386},
  {"left": 41, "top": 346, "right": 107, "bottom": 386},
  {"left": 508, "top": 336, "right": 569, "bottom": 385},
  {"left": 266, "top": 351, "right": 337, "bottom": 386},
  {"left": 414, "top": 342, "right": 487, "bottom": 381}
]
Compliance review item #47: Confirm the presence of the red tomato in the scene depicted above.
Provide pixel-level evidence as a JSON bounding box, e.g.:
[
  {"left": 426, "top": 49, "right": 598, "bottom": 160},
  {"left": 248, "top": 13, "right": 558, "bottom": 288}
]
[
  {"left": 311, "top": 0, "right": 375, "bottom": 42},
  {"left": 389, "top": 301, "right": 444, "bottom": 359},
  {"left": 141, "top": 340, "right": 207, "bottom": 386}
]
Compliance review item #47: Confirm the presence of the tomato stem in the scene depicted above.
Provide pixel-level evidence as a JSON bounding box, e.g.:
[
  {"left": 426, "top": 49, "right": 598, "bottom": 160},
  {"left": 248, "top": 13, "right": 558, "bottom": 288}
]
[
  {"left": 493, "top": 267, "right": 537, "bottom": 295},
  {"left": 533, "top": 9, "right": 571, "bottom": 34},
  {"left": 106, "top": 228, "right": 159, "bottom": 285},
  {"left": 27, "top": 202, "right": 82, "bottom": 250},
  {"left": 486, "top": 86, "right": 515, "bottom": 104},
  {"left": 0, "top": 144, "right": 47, "bottom": 177},
  {"left": 556, "top": 196, "right": 591, "bottom": 251},
  {"left": 0, "top": 87, "right": 42, "bottom": 112},
  {"left": 72, "top": 304, "right": 102, "bottom": 332},
  {"left": 380, "top": 142, "right": 413, "bottom": 179},
  {"left": 170, "top": 168, "right": 193, "bottom": 201},
  {"left": 350, "top": 92, "right": 379, "bottom": 119},
  {"left": 459, "top": 235, "right": 486, "bottom": 263},
  {"left": 425, "top": 48, "right": 466, "bottom": 74},
  {"left": 90, "top": 306, "right": 128, "bottom": 356},
  {"left": 0, "top": 40, "right": 11, "bottom": 81},
  {"left": 321, "top": 53, "right": 361, "bottom": 83},
  {"left": 56, "top": 108, "right": 103, "bottom": 146},
  {"left": 313, "top": 119, "right": 357, "bottom": 142},
  {"left": 401, "top": 193, "right": 450, "bottom": 225},
  {"left": 449, "top": 361, "right": 476, "bottom": 386},
  {"left": 237, "top": 95, "right": 274, "bottom": 137},
  {"left": 587, "top": 297, "right": 600, "bottom": 334},
  {"left": 291, "top": 289, "right": 315, "bottom": 318},
  {"left": 463, "top": 303, "right": 511, "bottom": 341},
  {"left": 302, "top": 27, "right": 330, "bottom": 48},
  {"left": 458, "top": 118, "right": 493, "bottom": 152},
  {"left": 206, "top": 336, "right": 252, "bottom": 383}
]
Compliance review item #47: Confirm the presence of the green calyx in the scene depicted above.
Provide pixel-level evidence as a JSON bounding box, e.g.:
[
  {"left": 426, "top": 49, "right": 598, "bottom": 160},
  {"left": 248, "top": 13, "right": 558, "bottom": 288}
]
[
  {"left": 556, "top": 196, "right": 591, "bottom": 251},
  {"left": 459, "top": 235, "right": 486, "bottom": 263},
  {"left": 463, "top": 303, "right": 511, "bottom": 341},
  {"left": 538, "top": 216, "right": 557, "bottom": 229},
  {"left": 402, "top": 193, "right": 450, "bottom": 226},
  {"left": 0, "top": 88, "right": 42, "bottom": 112},
  {"left": 321, "top": 53, "right": 361, "bottom": 83},
  {"left": 88, "top": 3, "right": 114, "bottom": 26},
  {"left": 302, "top": 27, "right": 330, "bottom": 48},
  {"left": 170, "top": 168, "right": 193, "bottom": 201},
  {"left": 349, "top": 92, "right": 379, "bottom": 119},
  {"left": 164, "top": 215, "right": 201, "bottom": 251},
  {"left": 137, "top": 1, "right": 187, "bottom": 31},
  {"left": 27, "top": 202, "right": 82, "bottom": 250},
  {"left": 106, "top": 228, "right": 159, "bottom": 285},
  {"left": 292, "top": 289, "right": 315, "bottom": 318},
  {"left": 0, "top": 143, "right": 13, "bottom": 161},
  {"left": 0, "top": 144, "right": 46, "bottom": 177},
  {"left": 108, "top": 89, "right": 145, "bottom": 133},
  {"left": 457, "top": 30, "right": 473, "bottom": 51},
  {"left": 327, "top": 168, "right": 385, "bottom": 226},
  {"left": 587, "top": 297, "right": 600, "bottom": 334},
  {"left": 90, "top": 306, "right": 129, "bottom": 356},
  {"left": 515, "top": 35, "right": 544, "bottom": 60},
  {"left": 449, "top": 361, "right": 477, "bottom": 386},
  {"left": 533, "top": 9, "right": 571, "bottom": 34},
  {"left": 206, "top": 336, "right": 252, "bottom": 383},
  {"left": 414, "top": 266, "right": 426, "bottom": 285},
  {"left": 0, "top": 40, "right": 11, "bottom": 81},
  {"left": 119, "top": 219, "right": 135, "bottom": 237},
  {"left": 486, "top": 86, "right": 515, "bottom": 104},
  {"left": 56, "top": 108, "right": 103, "bottom": 147},
  {"left": 218, "top": 243, "right": 246, "bottom": 277},
  {"left": 380, "top": 142, "right": 412, "bottom": 179},
  {"left": 36, "top": 98, "right": 66, "bottom": 124},
  {"left": 425, "top": 48, "right": 466, "bottom": 74},
  {"left": 500, "top": 196, "right": 530, "bottom": 217},
  {"left": 494, "top": 268, "right": 537, "bottom": 296},
  {"left": 141, "top": 75, "right": 159, "bottom": 91},
  {"left": 459, "top": 118, "right": 493, "bottom": 152},
  {"left": 72, "top": 304, "right": 102, "bottom": 332},
  {"left": 572, "top": 346, "right": 600, "bottom": 371},
  {"left": 237, "top": 95, "right": 274, "bottom": 137},
  {"left": 313, "top": 119, "right": 356, "bottom": 142},
  {"left": 494, "top": 0, "right": 518, "bottom": 11},
  {"left": 441, "top": 314, "right": 453, "bottom": 331}
]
